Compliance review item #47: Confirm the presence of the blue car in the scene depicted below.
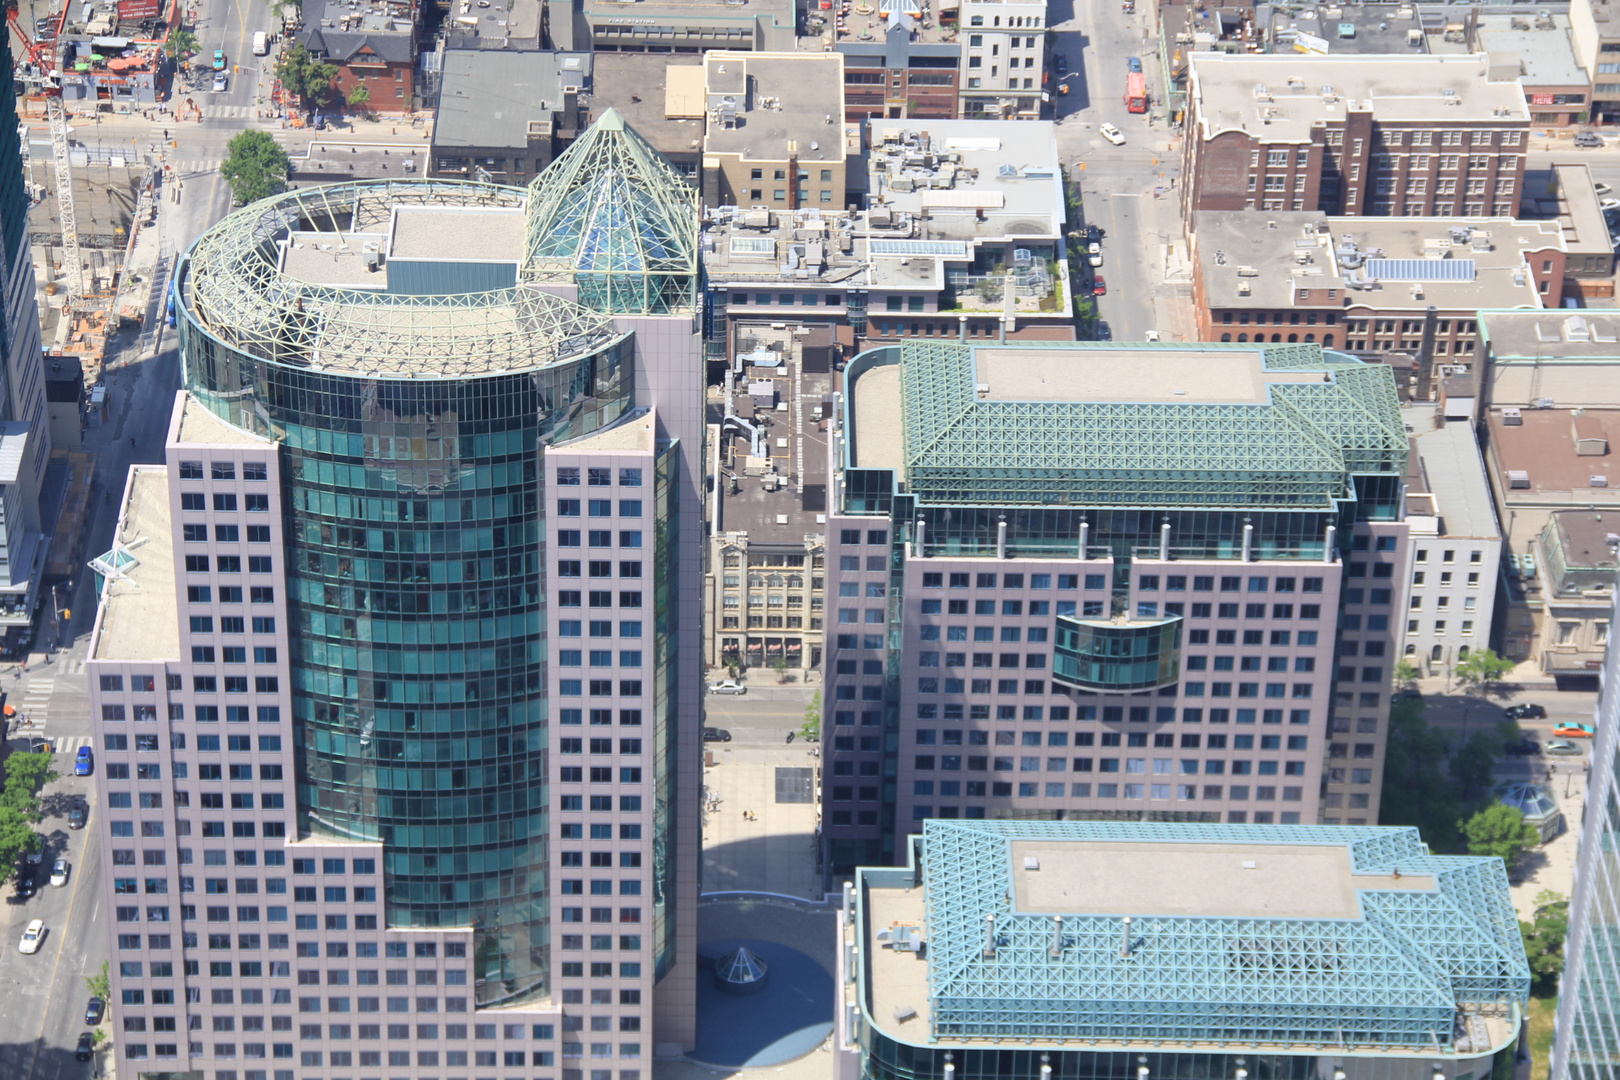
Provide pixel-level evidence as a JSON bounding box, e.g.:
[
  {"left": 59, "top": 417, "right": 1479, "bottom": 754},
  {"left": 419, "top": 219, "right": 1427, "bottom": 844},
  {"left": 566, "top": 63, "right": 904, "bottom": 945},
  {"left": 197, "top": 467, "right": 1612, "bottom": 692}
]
[{"left": 74, "top": 747, "right": 92, "bottom": 776}]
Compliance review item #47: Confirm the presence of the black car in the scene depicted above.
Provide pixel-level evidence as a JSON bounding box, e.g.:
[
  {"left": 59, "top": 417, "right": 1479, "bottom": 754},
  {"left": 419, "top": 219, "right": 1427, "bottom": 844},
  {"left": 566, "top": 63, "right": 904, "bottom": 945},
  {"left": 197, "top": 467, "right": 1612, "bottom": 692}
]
[
  {"left": 1096, "top": 322, "right": 1113, "bottom": 341},
  {"left": 702, "top": 727, "right": 732, "bottom": 743},
  {"left": 66, "top": 803, "right": 86, "bottom": 830},
  {"left": 12, "top": 873, "right": 34, "bottom": 900},
  {"left": 1505, "top": 703, "right": 1547, "bottom": 720},
  {"left": 84, "top": 997, "right": 104, "bottom": 1025},
  {"left": 75, "top": 1033, "right": 94, "bottom": 1061},
  {"left": 1503, "top": 738, "right": 1542, "bottom": 756}
]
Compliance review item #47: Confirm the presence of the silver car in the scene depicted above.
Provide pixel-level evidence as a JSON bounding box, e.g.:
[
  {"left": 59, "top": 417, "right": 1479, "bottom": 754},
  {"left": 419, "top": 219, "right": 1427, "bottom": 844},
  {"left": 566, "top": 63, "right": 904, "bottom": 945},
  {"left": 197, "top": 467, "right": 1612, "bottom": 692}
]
[
  {"left": 1545, "top": 738, "right": 1584, "bottom": 756},
  {"left": 49, "top": 858, "right": 69, "bottom": 888},
  {"left": 707, "top": 680, "right": 747, "bottom": 695}
]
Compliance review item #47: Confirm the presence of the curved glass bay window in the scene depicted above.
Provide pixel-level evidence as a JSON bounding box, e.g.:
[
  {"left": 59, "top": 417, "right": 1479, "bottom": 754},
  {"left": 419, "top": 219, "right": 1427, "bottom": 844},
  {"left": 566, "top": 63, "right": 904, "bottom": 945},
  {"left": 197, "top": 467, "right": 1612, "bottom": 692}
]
[
  {"left": 176, "top": 180, "right": 635, "bottom": 1006},
  {"left": 1054, "top": 616, "right": 1182, "bottom": 692}
]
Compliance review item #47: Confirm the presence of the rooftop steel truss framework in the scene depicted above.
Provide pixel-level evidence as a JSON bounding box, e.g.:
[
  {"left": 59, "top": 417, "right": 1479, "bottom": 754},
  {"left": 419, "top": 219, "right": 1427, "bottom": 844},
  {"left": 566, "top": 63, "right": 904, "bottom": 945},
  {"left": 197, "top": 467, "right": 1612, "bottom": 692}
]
[
  {"left": 522, "top": 108, "right": 699, "bottom": 316},
  {"left": 915, "top": 820, "right": 1529, "bottom": 1049},
  {"left": 892, "top": 341, "right": 1407, "bottom": 510},
  {"left": 182, "top": 180, "right": 623, "bottom": 378}
]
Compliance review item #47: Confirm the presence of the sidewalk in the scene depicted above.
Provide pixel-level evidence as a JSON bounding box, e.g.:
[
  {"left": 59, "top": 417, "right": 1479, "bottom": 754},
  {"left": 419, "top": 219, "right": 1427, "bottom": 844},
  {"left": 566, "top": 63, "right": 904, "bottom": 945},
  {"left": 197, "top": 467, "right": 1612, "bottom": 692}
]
[
  {"left": 1510, "top": 765, "right": 1586, "bottom": 921},
  {"left": 701, "top": 743, "right": 822, "bottom": 899}
]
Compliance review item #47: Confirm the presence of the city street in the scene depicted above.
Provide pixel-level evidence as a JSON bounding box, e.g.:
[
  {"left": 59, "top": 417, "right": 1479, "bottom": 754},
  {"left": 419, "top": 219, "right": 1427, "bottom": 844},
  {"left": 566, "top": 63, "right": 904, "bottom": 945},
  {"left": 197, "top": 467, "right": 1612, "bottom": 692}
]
[{"left": 1045, "top": 0, "right": 1188, "bottom": 343}]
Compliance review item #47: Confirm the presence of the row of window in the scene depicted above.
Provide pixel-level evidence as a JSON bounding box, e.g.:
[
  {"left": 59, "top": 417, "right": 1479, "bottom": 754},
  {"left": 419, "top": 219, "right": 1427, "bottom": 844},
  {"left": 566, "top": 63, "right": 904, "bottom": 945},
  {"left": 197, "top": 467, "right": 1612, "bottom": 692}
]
[
  {"left": 103, "top": 704, "right": 282, "bottom": 727},
  {"left": 183, "top": 556, "right": 275, "bottom": 574},
  {"left": 558, "top": 739, "right": 643, "bottom": 755},
  {"left": 179, "top": 461, "right": 269, "bottom": 481},
  {"left": 556, "top": 680, "right": 645, "bottom": 698},
  {"left": 557, "top": 562, "right": 643, "bottom": 579},
  {"left": 558, "top": 709, "right": 644, "bottom": 726},
  {"left": 107, "top": 790, "right": 286, "bottom": 810},
  {"left": 182, "top": 492, "right": 271, "bottom": 512},
  {"left": 559, "top": 621, "right": 644, "bottom": 639},
  {"left": 182, "top": 523, "right": 273, "bottom": 542},
  {"left": 557, "top": 500, "right": 642, "bottom": 518},
  {"left": 907, "top": 756, "right": 1308, "bottom": 775},
  {"left": 124, "top": 1046, "right": 559, "bottom": 1070},
  {"left": 555, "top": 467, "right": 641, "bottom": 488},
  {"left": 188, "top": 647, "right": 278, "bottom": 664},
  {"left": 115, "top": 880, "right": 374, "bottom": 902},
  {"left": 906, "top": 784, "right": 1305, "bottom": 807},
  {"left": 557, "top": 767, "right": 645, "bottom": 783},
  {"left": 558, "top": 591, "right": 643, "bottom": 608},
  {"left": 112, "top": 819, "right": 286, "bottom": 839},
  {"left": 558, "top": 531, "right": 643, "bottom": 549},
  {"left": 557, "top": 652, "right": 645, "bottom": 668},
  {"left": 915, "top": 729, "right": 1306, "bottom": 749}
]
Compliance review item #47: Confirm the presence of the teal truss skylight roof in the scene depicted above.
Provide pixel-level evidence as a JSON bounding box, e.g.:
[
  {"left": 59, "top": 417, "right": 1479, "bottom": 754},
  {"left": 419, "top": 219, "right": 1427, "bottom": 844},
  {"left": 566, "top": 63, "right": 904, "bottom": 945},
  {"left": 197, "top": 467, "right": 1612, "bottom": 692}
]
[
  {"left": 523, "top": 108, "right": 699, "bottom": 315},
  {"left": 900, "top": 820, "right": 1529, "bottom": 1050},
  {"left": 867, "top": 340, "right": 1406, "bottom": 509}
]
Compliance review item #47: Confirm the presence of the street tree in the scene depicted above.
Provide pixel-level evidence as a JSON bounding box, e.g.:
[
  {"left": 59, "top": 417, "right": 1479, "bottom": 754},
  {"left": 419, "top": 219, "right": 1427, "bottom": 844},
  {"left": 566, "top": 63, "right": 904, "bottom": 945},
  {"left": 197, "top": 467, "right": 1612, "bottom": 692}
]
[
  {"left": 1449, "top": 731, "right": 1501, "bottom": 796},
  {"left": 261, "top": 0, "right": 302, "bottom": 20},
  {"left": 1454, "top": 647, "right": 1515, "bottom": 698},
  {"left": 346, "top": 83, "right": 371, "bottom": 111},
  {"left": 164, "top": 28, "right": 198, "bottom": 60},
  {"left": 274, "top": 43, "right": 339, "bottom": 121},
  {"left": 1393, "top": 658, "right": 1420, "bottom": 691},
  {"left": 0, "top": 749, "right": 56, "bottom": 878},
  {"left": 220, "top": 130, "right": 291, "bottom": 206},
  {"left": 1520, "top": 890, "right": 1569, "bottom": 996},
  {"left": 1461, "top": 801, "right": 1539, "bottom": 875},
  {"left": 85, "top": 960, "right": 111, "bottom": 1003},
  {"left": 799, "top": 691, "right": 821, "bottom": 744},
  {"left": 1379, "top": 697, "right": 1463, "bottom": 851}
]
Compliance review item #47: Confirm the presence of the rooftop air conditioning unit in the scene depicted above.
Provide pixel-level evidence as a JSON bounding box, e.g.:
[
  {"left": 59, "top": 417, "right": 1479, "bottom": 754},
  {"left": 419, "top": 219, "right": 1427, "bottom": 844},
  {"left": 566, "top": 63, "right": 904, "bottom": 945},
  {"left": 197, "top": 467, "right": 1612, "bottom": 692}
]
[
  {"left": 1593, "top": 476, "right": 1611, "bottom": 488},
  {"left": 1502, "top": 407, "right": 1522, "bottom": 425},
  {"left": 1507, "top": 469, "right": 1531, "bottom": 489}
]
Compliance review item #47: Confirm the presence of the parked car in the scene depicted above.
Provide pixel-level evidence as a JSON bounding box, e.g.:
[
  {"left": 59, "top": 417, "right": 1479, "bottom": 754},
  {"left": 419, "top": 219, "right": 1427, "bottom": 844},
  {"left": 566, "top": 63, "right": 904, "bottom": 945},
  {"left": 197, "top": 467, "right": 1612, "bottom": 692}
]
[
  {"left": 1576, "top": 132, "right": 1605, "bottom": 148},
  {"left": 1598, "top": 181, "right": 1614, "bottom": 196},
  {"left": 702, "top": 727, "right": 733, "bottom": 743},
  {"left": 75, "top": 1033, "right": 94, "bottom": 1061},
  {"left": 1100, "top": 123, "right": 1125, "bottom": 146},
  {"left": 707, "top": 680, "right": 746, "bottom": 696},
  {"left": 1545, "top": 738, "right": 1584, "bottom": 756},
  {"left": 1393, "top": 687, "right": 1422, "bottom": 702},
  {"left": 49, "top": 858, "right": 68, "bottom": 888},
  {"left": 18, "top": 919, "right": 44, "bottom": 954},
  {"left": 74, "top": 746, "right": 92, "bottom": 775},
  {"left": 84, "top": 997, "right": 104, "bottom": 1025},
  {"left": 67, "top": 802, "right": 87, "bottom": 830},
  {"left": 1128, "top": 55, "right": 1143, "bottom": 73},
  {"left": 12, "top": 873, "right": 34, "bottom": 900},
  {"left": 1553, "top": 721, "right": 1596, "bottom": 738},
  {"left": 1092, "top": 276, "right": 1107, "bottom": 296},
  {"left": 1505, "top": 703, "right": 1547, "bottom": 720},
  {"left": 23, "top": 845, "right": 43, "bottom": 866},
  {"left": 1144, "top": 330, "right": 1161, "bottom": 342},
  {"left": 1096, "top": 321, "right": 1113, "bottom": 341},
  {"left": 1503, "top": 738, "right": 1541, "bottom": 756},
  {"left": 1053, "top": 51, "right": 1066, "bottom": 70}
]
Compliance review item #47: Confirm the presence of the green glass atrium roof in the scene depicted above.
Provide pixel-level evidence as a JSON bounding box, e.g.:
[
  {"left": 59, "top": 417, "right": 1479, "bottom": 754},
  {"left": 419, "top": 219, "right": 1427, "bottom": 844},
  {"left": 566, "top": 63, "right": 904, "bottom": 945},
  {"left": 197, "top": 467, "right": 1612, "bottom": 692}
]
[
  {"left": 858, "top": 820, "right": 1529, "bottom": 1051},
  {"left": 522, "top": 108, "right": 699, "bottom": 315},
  {"left": 843, "top": 341, "right": 1407, "bottom": 510}
]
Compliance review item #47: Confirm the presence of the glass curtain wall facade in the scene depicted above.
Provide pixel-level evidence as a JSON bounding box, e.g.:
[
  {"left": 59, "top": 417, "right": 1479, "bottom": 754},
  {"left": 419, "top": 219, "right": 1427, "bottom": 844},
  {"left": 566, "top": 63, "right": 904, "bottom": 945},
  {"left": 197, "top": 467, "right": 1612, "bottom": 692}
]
[{"left": 1552, "top": 589, "right": 1620, "bottom": 1080}]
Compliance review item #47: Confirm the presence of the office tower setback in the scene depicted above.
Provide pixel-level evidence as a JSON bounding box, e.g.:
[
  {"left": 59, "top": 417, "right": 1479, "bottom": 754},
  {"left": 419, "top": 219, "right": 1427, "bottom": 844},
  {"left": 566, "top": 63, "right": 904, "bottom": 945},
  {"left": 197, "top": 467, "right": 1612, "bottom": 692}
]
[
  {"left": 87, "top": 112, "right": 704, "bottom": 1080},
  {"left": 837, "top": 820, "right": 1530, "bottom": 1080},
  {"left": 1550, "top": 589, "right": 1620, "bottom": 1080},
  {"left": 822, "top": 341, "right": 1410, "bottom": 874}
]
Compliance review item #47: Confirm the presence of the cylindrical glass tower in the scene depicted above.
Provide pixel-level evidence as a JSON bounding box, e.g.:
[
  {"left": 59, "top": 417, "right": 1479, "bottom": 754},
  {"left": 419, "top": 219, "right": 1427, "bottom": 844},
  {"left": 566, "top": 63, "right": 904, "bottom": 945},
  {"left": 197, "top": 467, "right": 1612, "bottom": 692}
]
[{"left": 174, "top": 180, "right": 634, "bottom": 1004}]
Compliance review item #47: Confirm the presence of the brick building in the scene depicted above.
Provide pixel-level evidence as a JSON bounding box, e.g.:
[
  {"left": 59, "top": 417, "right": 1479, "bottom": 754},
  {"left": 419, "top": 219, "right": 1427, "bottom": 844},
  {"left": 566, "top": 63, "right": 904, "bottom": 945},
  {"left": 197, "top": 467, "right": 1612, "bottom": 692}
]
[{"left": 1182, "top": 54, "right": 1530, "bottom": 227}]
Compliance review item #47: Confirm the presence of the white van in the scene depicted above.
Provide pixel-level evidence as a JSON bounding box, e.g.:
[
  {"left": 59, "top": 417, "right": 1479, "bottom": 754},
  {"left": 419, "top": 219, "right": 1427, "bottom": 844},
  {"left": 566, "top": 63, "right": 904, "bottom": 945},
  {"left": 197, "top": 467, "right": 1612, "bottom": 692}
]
[{"left": 252, "top": 31, "right": 268, "bottom": 55}]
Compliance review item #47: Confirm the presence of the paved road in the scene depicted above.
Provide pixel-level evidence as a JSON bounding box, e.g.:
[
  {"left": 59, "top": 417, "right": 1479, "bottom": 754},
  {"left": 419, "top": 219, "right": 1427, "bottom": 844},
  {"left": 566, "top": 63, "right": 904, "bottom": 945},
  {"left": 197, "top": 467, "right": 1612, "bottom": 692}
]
[
  {"left": 1413, "top": 684, "right": 1601, "bottom": 786},
  {"left": 704, "top": 688, "right": 816, "bottom": 746},
  {"left": 1045, "top": 0, "right": 1185, "bottom": 343}
]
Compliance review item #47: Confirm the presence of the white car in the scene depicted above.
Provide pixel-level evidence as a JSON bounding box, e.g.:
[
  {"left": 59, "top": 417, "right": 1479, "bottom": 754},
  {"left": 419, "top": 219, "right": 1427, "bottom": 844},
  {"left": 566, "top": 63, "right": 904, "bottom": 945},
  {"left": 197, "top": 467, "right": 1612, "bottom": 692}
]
[
  {"left": 1598, "top": 182, "right": 1614, "bottom": 197},
  {"left": 212, "top": 72, "right": 228, "bottom": 93},
  {"left": 50, "top": 858, "right": 69, "bottom": 888},
  {"left": 1088, "top": 250, "right": 1103, "bottom": 268},
  {"left": 1145, "top": 330, "right": 1161, "bottom": 342},
  {"left": 708, "top": 680, "right": 747, "bottom": 695},
  {"left": 1602, "top": 197, "right": 1620, "bottom": 211},
  {"left": 18, "top": 919, "right": 45, "bottom": 954},
  {"left": 1100, "top": 123, "right": 1125, "bottom": 145}
]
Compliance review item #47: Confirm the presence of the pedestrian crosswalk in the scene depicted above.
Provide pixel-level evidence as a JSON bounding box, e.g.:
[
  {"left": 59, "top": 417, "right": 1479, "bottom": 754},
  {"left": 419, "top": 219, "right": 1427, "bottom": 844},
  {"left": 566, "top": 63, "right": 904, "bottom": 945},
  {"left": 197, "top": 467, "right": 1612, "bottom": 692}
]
[
  {"left": 15, "top": 679, "right": 54, "bottom": 728},
  {"left": 170, "top": 158, "right": 223, "bottom": 178},
  {"left": 201, "top": 104, "right": 254, "bottom": 120},
  {"left": 44, "top": 735, "right": 90, "bottom": 755}
]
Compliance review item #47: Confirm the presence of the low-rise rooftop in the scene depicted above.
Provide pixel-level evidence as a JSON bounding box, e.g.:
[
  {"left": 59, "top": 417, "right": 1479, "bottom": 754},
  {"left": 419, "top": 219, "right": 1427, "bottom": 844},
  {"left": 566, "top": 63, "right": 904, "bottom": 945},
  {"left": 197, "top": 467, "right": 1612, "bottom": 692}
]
[
  {"left": 1269, "top": 4, "right": 1428, "bottom": 57},
  {"left": 1194, "top": 212, "right": 1554, "bottom": 311},
  {"left": 1472, "top": 13, "right": 1586, "bottom": 87},
  {"left": 1485, "top": 406, "right": 1620, "bottom": 500},
  {"left": 433, "top": 51, "right": 590, "bottom": 149},
  {"left": 1188, "top": 54, "right": 1529, "bottom": 144},
  {"left": 855, "top": 820, "right": 1528, "bottom": 1052},
  {"left": 701, "top": 52, "right": 846, "bottom": 164},
  {"left": 1404, "top": 409, "right": 1502, "bottom": 541},
  {"left": 1539, "top": 510, "right": 1620, "bottom": 596},
  {"left": 867, "top": 122, "right": 1064, "bottom": 244}
]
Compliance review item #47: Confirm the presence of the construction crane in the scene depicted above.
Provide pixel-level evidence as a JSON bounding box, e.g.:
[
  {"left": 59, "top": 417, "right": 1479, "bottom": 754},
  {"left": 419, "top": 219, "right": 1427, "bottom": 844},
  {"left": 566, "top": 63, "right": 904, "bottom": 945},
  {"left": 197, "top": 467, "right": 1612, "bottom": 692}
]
[{"left": 7, "top": 0, "right": 83, "bottom": 307}]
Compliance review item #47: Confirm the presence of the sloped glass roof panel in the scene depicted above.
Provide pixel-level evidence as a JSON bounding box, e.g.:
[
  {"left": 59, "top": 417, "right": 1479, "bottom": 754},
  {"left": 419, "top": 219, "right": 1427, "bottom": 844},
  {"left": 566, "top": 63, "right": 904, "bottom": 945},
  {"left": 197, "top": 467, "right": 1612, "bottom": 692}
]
[{"left": 1364, "top": 257, "right": 1476, "bottom": 282}]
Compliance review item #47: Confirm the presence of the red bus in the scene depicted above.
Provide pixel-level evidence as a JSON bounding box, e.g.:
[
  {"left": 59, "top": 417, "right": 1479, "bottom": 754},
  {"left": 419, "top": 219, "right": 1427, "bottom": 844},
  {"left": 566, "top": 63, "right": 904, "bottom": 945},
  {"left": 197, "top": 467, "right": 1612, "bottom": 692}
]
[{"left": 1125, "top": 71, "right": 1147, "bottom": 113}]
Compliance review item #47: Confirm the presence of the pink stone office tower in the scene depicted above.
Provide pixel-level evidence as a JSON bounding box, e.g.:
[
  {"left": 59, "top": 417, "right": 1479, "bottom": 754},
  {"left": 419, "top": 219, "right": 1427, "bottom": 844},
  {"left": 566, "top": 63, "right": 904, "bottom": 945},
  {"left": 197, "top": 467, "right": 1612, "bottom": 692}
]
[
  {"left": 821, "top": 341, "right": 1411, "bottom": 876},
  {"left": 84, "top": 112, "right": 707, "bottom": 1080}
]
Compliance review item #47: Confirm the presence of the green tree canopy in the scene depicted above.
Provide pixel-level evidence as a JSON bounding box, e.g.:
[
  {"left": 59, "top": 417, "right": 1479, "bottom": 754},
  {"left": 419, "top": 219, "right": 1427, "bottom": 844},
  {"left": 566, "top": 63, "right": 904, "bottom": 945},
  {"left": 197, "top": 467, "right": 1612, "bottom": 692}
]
[
  {"left": 164, "top": 28, "right": 198, "bottom": 60},
  {"left": 1379, "top": 698, "right": 1464, "bottom": 851},
  {"left": 0, "top": 750, "right": 57, "bottom": 878},
  {"left": 346, "top": 83, "right": 371, "bottom": 110},
  {"left": 274, "top": 43, "right": 339, "bottom": 120},
  {"left": 1461, "top": 801, "right": 1539, "bottom": 874},
  {"left": 85, "top": 960, "right": 111, "bottom": 1003},
  {"left": 1454, "top": 648, "right": 1515, "bottom": 698},
  {"left": 1449, "top": 731, "right": 1501, "bottom": 797},
  {"left": 1393, "top": 658, "right": 1420, "bottom": 689},
  {"left": 1521, "top": 890, "right": 1569, "bottom": 996},
  {"left": 220, "top": 130, "right": 291, "bottom": 206},
  {"left": 799, "top": 691, "right": 821, "bottom": 743}
]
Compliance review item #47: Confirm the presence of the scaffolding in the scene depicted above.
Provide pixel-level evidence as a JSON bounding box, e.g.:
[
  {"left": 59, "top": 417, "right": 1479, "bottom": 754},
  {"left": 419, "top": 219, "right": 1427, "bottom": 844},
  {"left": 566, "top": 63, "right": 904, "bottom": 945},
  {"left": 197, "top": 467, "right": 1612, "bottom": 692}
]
[
  {"left": 523, "top": 108, "right": 699, "bottom": 316},
  {"left": 911, "top": 820, "right": 1530, "bottom": 1049},
  {"left": 181, "top": 180, "right": 625, "bottom": 378}
]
